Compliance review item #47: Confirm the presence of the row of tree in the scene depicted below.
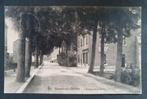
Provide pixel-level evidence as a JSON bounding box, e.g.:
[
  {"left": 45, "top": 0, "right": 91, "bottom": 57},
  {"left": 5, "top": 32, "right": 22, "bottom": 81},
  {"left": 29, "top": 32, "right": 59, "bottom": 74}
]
[
  {"left": 5, "top": 6, "right": 140, "bottom": 82},
  {"left": 77, "top": 7, "right": 140, "bottom": 81}
]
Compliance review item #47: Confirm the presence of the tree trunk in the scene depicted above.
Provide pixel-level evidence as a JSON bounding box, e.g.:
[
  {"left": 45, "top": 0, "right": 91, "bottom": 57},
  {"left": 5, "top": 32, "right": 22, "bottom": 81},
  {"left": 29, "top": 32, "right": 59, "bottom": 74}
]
[
  {"left": 88, "top": 21, "right": 98, "bottom": 73},
  {"left": 66, "top": 46, "right": 69, "bottom": 66},
  {"left": 16, "top": 32, "right": 25, "bottom": 82},
  {"left": 100, "top": 26, "right": 105, "bottom": 75},
  {"left": 59, "top": 47, "right": 61, "bottom": 54},
  {"left": 115, "top": 28, "right": 123, "bottom": 82},
  {"left": 25, "top": 38, "right": 32, "bottom": 77},
  {"left": 40, "top": 51, "right": 43, "bottom": 65},
  {"left": 35, "top": 47, "right": 39, "bottom": 68}
]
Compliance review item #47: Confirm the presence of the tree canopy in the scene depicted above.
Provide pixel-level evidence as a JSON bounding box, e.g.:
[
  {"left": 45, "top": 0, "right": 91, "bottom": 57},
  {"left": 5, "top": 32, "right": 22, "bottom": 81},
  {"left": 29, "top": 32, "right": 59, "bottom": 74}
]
[{"left": 5, "top": 6, "right": 141, "bottom": 56}]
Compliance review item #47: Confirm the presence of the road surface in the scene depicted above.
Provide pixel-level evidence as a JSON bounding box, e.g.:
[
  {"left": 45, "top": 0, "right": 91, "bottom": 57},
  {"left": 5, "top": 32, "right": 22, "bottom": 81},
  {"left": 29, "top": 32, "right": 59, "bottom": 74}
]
[{"left": 24, "top": 62, "right": 140, "bottom": 94}]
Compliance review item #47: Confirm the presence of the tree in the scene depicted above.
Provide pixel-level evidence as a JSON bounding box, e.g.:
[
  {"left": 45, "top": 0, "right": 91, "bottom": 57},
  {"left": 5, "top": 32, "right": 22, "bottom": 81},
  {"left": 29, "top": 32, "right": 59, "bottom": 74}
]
[
  {"left": 16, "top": 30, "right": 25, "bottom": 82},
  {"left": 6, "top": 6, "right": 140, "bottom": 82},
  {"left": 77, "top": 7, "right": 108, "bottom": 73},
  {"left": 25, "top": 37, "right": 32, "bottom": 77},
  {"left": 103, "top": 8, "right": 140, "bottom": 81},
  {"left": 76, "top": 7, "right": 98, "bottom": 73},
  {"left": 6, "top": 7, "right": 40, "bottom": 81},
  {"left": 6, "top": 6, "right": 79, "bottom": 67},
  {"left": 77, "top": 7, "right": 140, "bottom": 77},
  {"left": 22, "top": 13, "right": 40, "bottom": 76},
  {"left": 98, "top": 9, "right": 109, "bottom": 75}
]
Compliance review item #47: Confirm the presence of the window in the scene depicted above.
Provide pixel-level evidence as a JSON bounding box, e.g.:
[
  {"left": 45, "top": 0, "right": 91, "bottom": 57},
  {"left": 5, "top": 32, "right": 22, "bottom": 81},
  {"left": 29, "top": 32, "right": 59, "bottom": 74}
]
[
  {"left": 83, "top": 35, "right": 85, "bottom": 46},
  {"left": 83, "top": 53, "right": 85, "bottom": 63},
  {"left": 86, "top": 35, "right": 88, "bottom": 45},
  {"left": 85, "top": 52, "right": 88, "bottom": 64},
  {"left": 83, "top": 52, "right": 88, "bottom": 64},
  {"left": 78, "top": 38, "right": 80, "bottom": 47},
  {"left": 80, "top": 38, "right": 82, "bottom": 47},
  {"left": 78, "top": 55, "right": 80, "bottom": 63}
]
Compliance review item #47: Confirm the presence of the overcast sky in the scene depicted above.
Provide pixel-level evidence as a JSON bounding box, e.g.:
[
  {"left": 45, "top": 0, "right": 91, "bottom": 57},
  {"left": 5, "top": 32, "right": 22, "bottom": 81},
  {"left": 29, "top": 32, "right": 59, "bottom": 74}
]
[{"left": 5, "top": 17, "right": 19, "bottom": 53}]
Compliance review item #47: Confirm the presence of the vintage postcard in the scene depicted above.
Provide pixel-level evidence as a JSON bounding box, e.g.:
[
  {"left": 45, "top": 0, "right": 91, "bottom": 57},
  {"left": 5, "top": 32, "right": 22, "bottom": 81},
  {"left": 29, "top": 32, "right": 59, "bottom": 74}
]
[{"left": 4, "top": 6, "right": 141, "bottom": 94}]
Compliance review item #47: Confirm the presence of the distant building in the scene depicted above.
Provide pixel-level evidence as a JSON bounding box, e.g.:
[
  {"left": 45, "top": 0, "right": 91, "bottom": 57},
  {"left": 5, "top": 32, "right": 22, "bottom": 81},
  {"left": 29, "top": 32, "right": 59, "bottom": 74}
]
[
  {"left": 77, "top": 31, "right": 92, "bottom": 66},
  {"left": 13, "top": 39, "right": 20, "bottom": 63},
  {"left": 77, "top": 29, "right": 141, "bottom": 72},
  {"left": 77, "top": 31, "right": 101, "bottom": 67}
]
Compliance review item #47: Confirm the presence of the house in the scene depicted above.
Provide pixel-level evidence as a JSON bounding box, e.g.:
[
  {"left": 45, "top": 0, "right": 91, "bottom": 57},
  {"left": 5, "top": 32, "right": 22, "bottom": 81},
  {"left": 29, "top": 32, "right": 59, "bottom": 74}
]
[
  {"left": 77, "top": 29, "right": 141, "bottom": 72},
  {"left": 77, "top": 30, "right": 101, "bottom": 67}
]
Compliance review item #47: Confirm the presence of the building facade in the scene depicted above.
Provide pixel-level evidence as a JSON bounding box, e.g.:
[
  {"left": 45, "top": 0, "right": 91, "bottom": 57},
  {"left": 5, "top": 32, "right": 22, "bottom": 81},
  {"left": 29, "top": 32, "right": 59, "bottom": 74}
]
[
  {"left": 77, "top": 31, "right": 101, "bottom": 67},
  {"left": 77, "top": 29, "right": 141, "bottom": 72}
]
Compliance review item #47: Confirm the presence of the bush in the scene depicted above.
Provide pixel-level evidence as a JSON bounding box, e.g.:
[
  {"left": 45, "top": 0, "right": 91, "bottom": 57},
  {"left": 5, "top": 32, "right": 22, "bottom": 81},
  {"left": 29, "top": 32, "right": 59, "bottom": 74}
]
[
  {"left": 121, "top": 66, "right": 140, "bottom": 86},
  {"left": 68, "top": 55, "right": 77, "bottom": 67},
  {"left": 57, "top": 52, "right": 77, "bottom": 67},
  {"left": 57, "top": 52, "right": 67, "bottom": 66}
]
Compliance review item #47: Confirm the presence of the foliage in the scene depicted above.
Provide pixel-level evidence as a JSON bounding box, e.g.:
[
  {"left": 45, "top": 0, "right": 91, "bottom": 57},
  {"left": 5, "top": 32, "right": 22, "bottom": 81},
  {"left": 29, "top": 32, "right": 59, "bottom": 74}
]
[
  {"left": 5, "top": 6, "right": 78, "bottom": 55},
  {"left": 5, "top": 6, "right": 141, "bottom": 47},
  {"left": 57, "top": 52, "right": 77, "bottom": 67},
  {"left": 57, "top": 52, "right": 67, "bottom": 66},
  {"left": 121, "top": 66, "right": 140, "bottom": 86},
  {"left": 77, "top": 7, "right": 140, "bottom": 43}
]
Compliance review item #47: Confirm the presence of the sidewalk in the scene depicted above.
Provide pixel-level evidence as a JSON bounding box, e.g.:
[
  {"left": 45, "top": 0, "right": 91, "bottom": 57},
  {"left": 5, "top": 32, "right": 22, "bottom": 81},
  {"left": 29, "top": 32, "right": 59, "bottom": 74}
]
[{"left": 4, "top": 66, "right": 40, "bottom": 93}]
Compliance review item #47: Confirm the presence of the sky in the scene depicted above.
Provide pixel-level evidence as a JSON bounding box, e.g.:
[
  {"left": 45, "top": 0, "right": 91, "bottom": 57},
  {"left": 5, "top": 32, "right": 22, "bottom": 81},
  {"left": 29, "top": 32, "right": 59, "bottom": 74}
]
[{"left": 5, "top": 17, "right": 19, "bottom": 53}]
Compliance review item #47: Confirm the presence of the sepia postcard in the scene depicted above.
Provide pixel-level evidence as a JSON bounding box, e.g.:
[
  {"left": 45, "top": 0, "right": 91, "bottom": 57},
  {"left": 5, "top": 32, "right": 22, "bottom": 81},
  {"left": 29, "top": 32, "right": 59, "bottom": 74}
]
[{"left": 4, "top": 6, "right": 142, "bottom": 94}]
